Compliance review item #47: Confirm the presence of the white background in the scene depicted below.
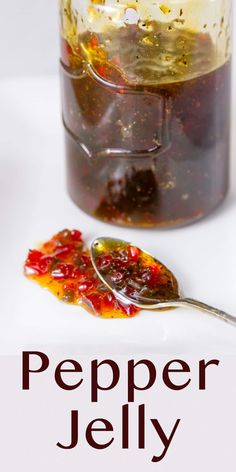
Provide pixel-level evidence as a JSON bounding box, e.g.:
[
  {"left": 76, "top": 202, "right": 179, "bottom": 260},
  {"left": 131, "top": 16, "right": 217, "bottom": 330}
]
[
  {"left": 0, "top": 3, "right": 236, "bottom": 471},
  {"left": 0, "top": 0, "right": 59, "bottom": 78},
  {"left": 0, "top": 1, "right": 236, "bottom": 355}
]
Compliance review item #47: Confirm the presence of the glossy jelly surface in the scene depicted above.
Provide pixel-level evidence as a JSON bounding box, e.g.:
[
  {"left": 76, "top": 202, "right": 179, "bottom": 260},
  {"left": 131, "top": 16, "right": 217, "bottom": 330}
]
[
  {"left": 24, "top": 230, "right": 180, "bottom": 318},
  {"left": 24, "top": 229, "right": 141, "bottom": 318},
  {"left": 60, "top": 2, "right": 231, "bottom": 227},
  {"left": 92, "top": 238, "right": 179, "bottom": 303}
]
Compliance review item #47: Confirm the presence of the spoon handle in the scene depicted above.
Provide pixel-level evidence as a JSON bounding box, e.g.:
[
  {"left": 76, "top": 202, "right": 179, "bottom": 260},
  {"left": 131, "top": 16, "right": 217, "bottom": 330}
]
[{"left": 179, "top": 298, "right": 236, "bottom": 326}]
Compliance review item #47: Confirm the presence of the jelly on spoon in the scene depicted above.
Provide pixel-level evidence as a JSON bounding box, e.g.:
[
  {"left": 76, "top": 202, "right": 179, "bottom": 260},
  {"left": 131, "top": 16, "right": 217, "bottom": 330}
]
[{"left": 91, "top": 238, "right": 236, "bottom": 327}]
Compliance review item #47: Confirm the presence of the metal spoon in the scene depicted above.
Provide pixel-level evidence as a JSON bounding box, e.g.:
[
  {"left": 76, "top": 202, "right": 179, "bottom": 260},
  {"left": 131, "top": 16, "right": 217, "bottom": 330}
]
[{"left": 91, "top": 237, "right": 236, "bottom": 327}]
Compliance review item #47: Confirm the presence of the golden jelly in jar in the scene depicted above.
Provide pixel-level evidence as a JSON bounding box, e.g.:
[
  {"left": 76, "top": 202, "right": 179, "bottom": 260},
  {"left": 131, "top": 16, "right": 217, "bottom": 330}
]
[{"left": 59, "top": 0, "right": 232, "bottom": 227}]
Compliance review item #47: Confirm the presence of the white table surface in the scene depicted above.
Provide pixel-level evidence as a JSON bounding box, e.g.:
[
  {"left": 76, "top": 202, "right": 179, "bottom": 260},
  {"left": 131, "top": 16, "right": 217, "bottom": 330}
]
[{"left": 0, "top": 75, "right": 236, "bottom": 355}]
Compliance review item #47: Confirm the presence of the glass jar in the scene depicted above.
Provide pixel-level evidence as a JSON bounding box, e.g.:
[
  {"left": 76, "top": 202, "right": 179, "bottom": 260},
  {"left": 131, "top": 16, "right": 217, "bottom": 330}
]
[{"left": 59, "top": 0, "right": 232, "bottom": 228}]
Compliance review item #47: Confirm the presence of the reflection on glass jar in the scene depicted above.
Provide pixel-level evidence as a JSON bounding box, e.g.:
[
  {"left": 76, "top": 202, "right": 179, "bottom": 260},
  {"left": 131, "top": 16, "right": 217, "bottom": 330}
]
[{"left": 59, "top": 0, "right": 232, "bottom": 227}]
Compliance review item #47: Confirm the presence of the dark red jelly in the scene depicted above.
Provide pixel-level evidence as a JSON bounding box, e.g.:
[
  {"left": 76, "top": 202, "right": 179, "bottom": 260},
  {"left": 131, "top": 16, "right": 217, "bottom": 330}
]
[
  {"left": 92, "top": 241, "right": 179, "bottom": 303},
  {"left": 61, "top": 22, "right": 231, "bottom": 227}
]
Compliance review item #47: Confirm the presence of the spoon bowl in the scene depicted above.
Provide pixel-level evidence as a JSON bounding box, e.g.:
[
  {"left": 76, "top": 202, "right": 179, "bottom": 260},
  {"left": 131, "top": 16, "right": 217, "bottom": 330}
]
[{"left": 91, "top": 237, "right": 236, "bottom": 327}]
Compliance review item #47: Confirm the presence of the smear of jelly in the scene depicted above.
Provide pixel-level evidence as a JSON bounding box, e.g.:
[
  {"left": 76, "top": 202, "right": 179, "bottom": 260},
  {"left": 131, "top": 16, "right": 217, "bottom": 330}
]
[{"left": 24, "top": 229, "right": 139, "bottom": 318}]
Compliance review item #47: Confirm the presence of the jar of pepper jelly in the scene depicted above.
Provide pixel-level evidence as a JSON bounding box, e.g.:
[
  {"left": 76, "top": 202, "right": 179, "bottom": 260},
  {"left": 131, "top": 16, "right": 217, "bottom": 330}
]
[{"left": 60, "top": 0, "right": 232, "bottom": 228}]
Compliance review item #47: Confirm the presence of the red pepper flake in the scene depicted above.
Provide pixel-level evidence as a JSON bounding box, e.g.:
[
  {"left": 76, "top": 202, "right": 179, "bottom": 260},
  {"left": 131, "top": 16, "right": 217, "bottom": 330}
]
[
  {"left": 89, "top": 33, "right": 99, "bottom": 49},
  {"left": 25, "top": 250, "right": 53, "bottom": 276},
  {"left": 77, "top": 278, "right": 95, "bottom": 293},
  {"left": 127, "top": 245, "right": 140, "bottom": 263},
  {"left": 141, "top": 264, "right": 161, "bottom": 288},
  {"left": 51, "top": 263, "right": 75, "bottom": 280},
  {"left": 71, "top": 229, "right": 82, "bottom": 241},
  {"left": 53, "top": 244, "right": 75, "bottom": 258},
  {"left": 97, "top": 254, "right": 113, "bottom": 269},
  {"left": 96, "top": 64, "right": 108, "bottom": 79}
]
